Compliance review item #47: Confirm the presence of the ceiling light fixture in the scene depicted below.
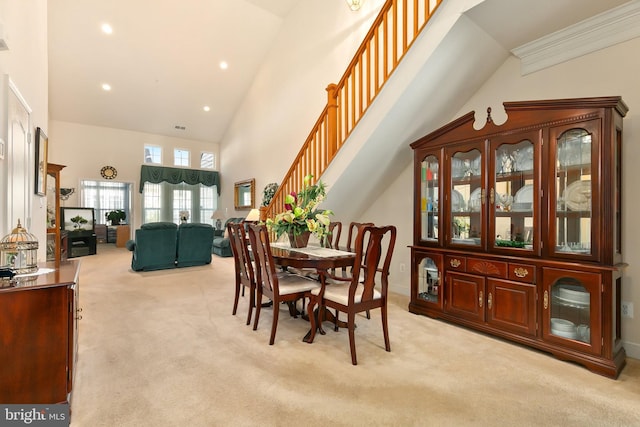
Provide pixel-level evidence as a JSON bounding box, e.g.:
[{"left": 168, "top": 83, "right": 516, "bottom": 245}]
[
  {"left": 101, "top": 83, "right": 111, "bottom": 91},
  {"left": 219, "top": 61, "right": 228, "bottom": 70},
  {"left": 101, "top": 23, "right": 113, "bottom": 34},
  {"left": 346, "top": 0, "right": 364, "bottom": 11},
  {"left": 203, "top": 106, "right": 210, "bottom": 112}
]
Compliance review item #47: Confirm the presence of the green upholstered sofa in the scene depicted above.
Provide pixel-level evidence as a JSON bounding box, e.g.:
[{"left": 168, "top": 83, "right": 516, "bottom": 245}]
[
  {"left": 212, "top": 217, "right": 245, "bottom": 257},
  {"left": 126, "top": 222, "right": 178, "bottom": 271},
  {"left": 126, "top": 222, "right": 214, "bottom": 271},
  {"left": 176, "top": 223, "right": 214, "bottom": 267}
]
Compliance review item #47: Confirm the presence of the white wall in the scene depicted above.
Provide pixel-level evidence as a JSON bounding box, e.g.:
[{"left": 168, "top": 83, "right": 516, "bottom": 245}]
[
  {"left": 0, "top": 0, "right": 49, "bottom": 260},
  {"left": 48, "top": 120, "right": 220, "bottom": 234},
  {"left": 219, "top": 0, "right": 387, "bottom": 216},
  {"left": 364, "top": 36, "right": 640, "bottom": 356}
]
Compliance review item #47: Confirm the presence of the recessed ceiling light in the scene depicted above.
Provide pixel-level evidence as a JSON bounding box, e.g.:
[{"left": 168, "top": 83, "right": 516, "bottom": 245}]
[
  {"left": 203, "top": 106, "right": 210, "bottom": 112},
  {"left": 101, "top": 23, "right": 113, "bottom": 34},
  {"left": 102, "top": 83, "right": 111, "bottom": 91},
  {"left": 219, "top": 61, "right": 228, "bottom": 70}
]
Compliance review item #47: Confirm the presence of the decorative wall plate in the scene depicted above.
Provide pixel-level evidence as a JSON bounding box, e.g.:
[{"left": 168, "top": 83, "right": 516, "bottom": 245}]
[{"left": 100, "top": 165, "right": 117, "bottom": 180}]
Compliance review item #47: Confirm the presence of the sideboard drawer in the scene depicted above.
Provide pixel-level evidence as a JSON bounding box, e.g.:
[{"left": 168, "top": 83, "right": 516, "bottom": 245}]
[
  {"left": 467, "top": 258, "right": 508, "bottom": 278},
  {"left": 508, "top": 263, "right": 535, "bottom": 283},
  {"left": 445, "top": 255, "right": 466, "bottom": 272}
]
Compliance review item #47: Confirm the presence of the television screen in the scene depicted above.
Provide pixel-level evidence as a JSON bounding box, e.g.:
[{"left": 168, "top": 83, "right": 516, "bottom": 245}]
[{"left": 61, "top": 207, "right": 95, "bottom": 232}]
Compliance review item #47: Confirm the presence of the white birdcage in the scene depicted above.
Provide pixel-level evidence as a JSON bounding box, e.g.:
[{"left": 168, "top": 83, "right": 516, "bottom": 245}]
[{"left": 0, "top": 220, "right": 39, "bottom": 274}]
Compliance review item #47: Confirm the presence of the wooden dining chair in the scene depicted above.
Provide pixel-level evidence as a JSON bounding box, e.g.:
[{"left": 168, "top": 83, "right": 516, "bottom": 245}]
[
  {"left": 228, "top": 222, "right": 255, "bottom": 325},
  {"left": 311, "top": 224, "right": 396, "bottom": 365},
  {"left": 341, "top": 221, "right": 374, "bottom": 320},
  {"left": 248, "top": 223, "right": 321, "bottom": 345},
  {"left": 322, "top": 221, "right": 342, "bottom": 249}
]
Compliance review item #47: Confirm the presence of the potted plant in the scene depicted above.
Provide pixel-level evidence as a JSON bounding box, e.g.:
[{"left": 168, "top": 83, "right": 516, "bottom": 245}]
[
  {"left": 105, "top": 210, "right": 126, "bottom": 226},
  {"left": 266, "top": 175, "right": 332, "bottom": 248},
  {"left": 261, "top": 182, "right": 279, "bottom": 207}
]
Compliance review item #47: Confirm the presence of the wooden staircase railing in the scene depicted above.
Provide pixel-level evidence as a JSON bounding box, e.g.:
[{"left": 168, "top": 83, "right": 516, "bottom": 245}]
[{"left": 263, "top": 0, "right": 444, "bottom": 223}]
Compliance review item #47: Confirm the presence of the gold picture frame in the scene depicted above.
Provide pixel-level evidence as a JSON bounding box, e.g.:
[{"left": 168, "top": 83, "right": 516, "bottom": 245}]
[
  {"left": 234, "top": 178, "right": 255, "bottom": 210},
  {"left": 35, "top": 127, "right": 48, "bottom": 196}
]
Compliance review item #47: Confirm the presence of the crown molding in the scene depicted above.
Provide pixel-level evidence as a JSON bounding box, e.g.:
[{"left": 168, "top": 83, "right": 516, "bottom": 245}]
[{"left": 512, "top": 0, "right": 640, "bottom": 75}]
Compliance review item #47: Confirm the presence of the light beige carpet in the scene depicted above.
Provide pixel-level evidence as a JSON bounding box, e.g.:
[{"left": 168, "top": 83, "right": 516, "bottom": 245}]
[{"left": 71, "top": 245, "right": 640, "bottom": 426}]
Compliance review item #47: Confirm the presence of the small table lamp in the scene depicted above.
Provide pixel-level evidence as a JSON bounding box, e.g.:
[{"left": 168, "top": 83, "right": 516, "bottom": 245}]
[
  {"left": 210, "top": 211, "right": 224, "bottom": 230},
  {"left": 244, "top": 208, "right": 260, "bottom": 223}
]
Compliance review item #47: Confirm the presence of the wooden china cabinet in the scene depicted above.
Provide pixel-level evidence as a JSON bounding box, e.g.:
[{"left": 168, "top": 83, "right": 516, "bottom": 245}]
[
  {"left": 409, "top": 97, "right": 627, "bottom": 378},
  {"left": 47, "top": 163, "right": 68, "bottom": 264}
]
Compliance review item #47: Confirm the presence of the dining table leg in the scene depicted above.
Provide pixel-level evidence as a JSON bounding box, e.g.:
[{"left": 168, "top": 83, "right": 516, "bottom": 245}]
[{"left": 303, "top": 272, "right": 328, "bottom": 343}]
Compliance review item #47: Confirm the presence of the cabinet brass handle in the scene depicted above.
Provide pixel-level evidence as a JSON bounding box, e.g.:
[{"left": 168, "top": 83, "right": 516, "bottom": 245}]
[
  {"left": 489, "top": 188, "right": 495, "bottom": 205},
  {"left": 514, "top": 267, "right": 529, "bottom": 278},
  {"left": 479, "top": 291, "right": 483, "bottom": 308},
  {"left": 543, "top": 290, "right": 548, "bottom": 310},
  {"left": 488, "top": 292, "right": 492, "bottom": 309},
  {"left": 481, "top": 188, "right": 486, "bottom": 205},
  {"left": 450, "top": 258, "right": 461, "bottom": 268}
]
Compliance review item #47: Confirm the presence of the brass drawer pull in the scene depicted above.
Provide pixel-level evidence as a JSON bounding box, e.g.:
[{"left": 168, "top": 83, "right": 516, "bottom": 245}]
[
  {"left": 544, "top": 290, "right": 548, "bottom": 310},
  {"left": 479, "top": 290, "right": 483, "bottom": 308},
  {"left": 514, "top": 267, "right": 529, "bottom": 278},
  {"left": 450, "top": 258, "right": 461, "bottom": 268},
  {"left": 488, "top": 292, "right": 492, "bottom": 309}
]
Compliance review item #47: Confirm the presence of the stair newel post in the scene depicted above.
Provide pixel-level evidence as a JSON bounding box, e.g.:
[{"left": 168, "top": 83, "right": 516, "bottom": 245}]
[{"left": 326, "top": 83, "right": 338, "bottom": 161}]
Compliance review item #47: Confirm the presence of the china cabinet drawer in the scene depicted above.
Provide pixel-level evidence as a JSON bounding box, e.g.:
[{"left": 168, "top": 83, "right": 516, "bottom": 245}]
[
  {"left": 508, "top": 263, "right": 535, "bottom": 284},
  {"left": 467, "top": 258, "right": 507, "bottom": 278},
  {"left": 445, "top": 255, "right": 466, "bottom": 271}
]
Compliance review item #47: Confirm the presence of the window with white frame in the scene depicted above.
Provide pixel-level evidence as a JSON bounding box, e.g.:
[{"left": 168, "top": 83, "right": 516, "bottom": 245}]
[
  {"left": 80, "top": 180, "right": 132, "bottom": 224},
  {"left": 142, "top": 181, "right": 217, "bottom": 225},
  {"left": 174, "top": 149, "right": 190, "bottom": 167},
  {"left": 200, "top": 152, "right": 215, "bottom": 169},
  {"left": 144, "top": 145, "right": 162, "bottom": 164}
]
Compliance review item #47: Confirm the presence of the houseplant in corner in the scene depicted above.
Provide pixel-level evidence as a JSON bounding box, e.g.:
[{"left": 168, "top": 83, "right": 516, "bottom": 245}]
[
  {"left": 105, "top": 210, "right": 126, "bottom": 226},
  {"left": 266, "top": 175, "right": 332, "bottom": 248}
]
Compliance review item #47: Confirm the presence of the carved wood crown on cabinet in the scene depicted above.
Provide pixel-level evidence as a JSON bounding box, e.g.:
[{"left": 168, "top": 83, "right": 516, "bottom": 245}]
[{"left": 409, "top": 97, "right": 628, "bottom": 378}]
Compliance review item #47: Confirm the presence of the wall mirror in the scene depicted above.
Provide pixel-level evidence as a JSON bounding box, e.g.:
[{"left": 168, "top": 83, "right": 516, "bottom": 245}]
[{"left": 234, "top": 179, "right": 255, "bottom": 210}]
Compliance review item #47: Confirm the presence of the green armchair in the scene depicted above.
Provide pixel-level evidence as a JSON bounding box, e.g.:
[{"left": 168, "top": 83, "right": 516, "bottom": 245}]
[{"left": 212, "top": 217, "right": 245, "bottom": 257}]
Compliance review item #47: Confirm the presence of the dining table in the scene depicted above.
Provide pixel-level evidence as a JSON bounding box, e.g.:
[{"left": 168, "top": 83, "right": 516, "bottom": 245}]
[{"left": 269, "top": 242, "right": 356, "bottom": 343}]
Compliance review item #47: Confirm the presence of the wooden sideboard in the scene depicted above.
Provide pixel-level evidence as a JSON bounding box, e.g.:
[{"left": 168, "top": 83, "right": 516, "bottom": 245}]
[{"left": 0, "top": 260, "right": 81, "bottom": 404}]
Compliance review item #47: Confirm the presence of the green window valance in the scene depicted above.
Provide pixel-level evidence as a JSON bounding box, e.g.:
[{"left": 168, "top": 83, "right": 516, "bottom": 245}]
[{"left": 139, "top": 165, "right": 220, "bottom": 194}]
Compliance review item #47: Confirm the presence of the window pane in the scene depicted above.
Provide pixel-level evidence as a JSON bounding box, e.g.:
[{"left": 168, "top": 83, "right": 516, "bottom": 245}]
[
  {"left": 80, "top": 180, "right": 132, "bottom": 224},
  {"left": 143, "top": 183, "right": 162, "bottom": 223},
  {"left": 173, "top": 184, "right": 192, "bottom": 222},
  {"left": 200, "top": 152, "right": 215, "bottom": 169},
  {"left": 174, "top": 149, "right": 190, "bottom": 167},
  {"left": 144, "top": 145, "right": 162, "bottom": 164},
  {"left": 142, "top": 181, "right": 217, "bottom": 225}
]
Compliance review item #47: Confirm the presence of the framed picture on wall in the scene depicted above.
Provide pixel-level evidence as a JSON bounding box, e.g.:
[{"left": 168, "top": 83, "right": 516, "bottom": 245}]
[{"left": 35, "top": 127, "right": 48, "bottom": 196}]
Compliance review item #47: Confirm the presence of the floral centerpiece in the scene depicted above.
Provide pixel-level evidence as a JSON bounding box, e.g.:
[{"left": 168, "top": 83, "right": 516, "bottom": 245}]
[{"left": 266, "top": 174, "right": 333, "bottom": 248}]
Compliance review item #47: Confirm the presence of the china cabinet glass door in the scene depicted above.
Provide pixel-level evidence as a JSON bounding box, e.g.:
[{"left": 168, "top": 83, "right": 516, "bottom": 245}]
[
  {"left": 420, "top": 154, "right": 440, "bottom": 243},
  {"left": 543, "top": 268, "right": 601, "bottom": 355},
  {"left": 448, "top": 146, "right": 482, "bottom": 247},
  {"left": 415, "top": 252, "right": 443, "bottom": 308},
  {"left": 550, "top": 122, "right": 598, "bottom": 260},
  {"left": 489, "top": 134, "right": 538, "bottom": 253}
]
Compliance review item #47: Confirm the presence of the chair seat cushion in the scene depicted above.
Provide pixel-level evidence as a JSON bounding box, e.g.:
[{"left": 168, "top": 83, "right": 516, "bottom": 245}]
[
  {"left": 277, "top": 273, "right": 321, "bottom": 295},
  {"left": 311, "top": 283, "right": 381, "bottom": 305}
]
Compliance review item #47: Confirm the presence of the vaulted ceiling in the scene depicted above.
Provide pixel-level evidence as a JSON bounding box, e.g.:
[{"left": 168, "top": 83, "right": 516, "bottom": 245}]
[{"left": 47, "top": 0, "right": 299, "bottom": 143}]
